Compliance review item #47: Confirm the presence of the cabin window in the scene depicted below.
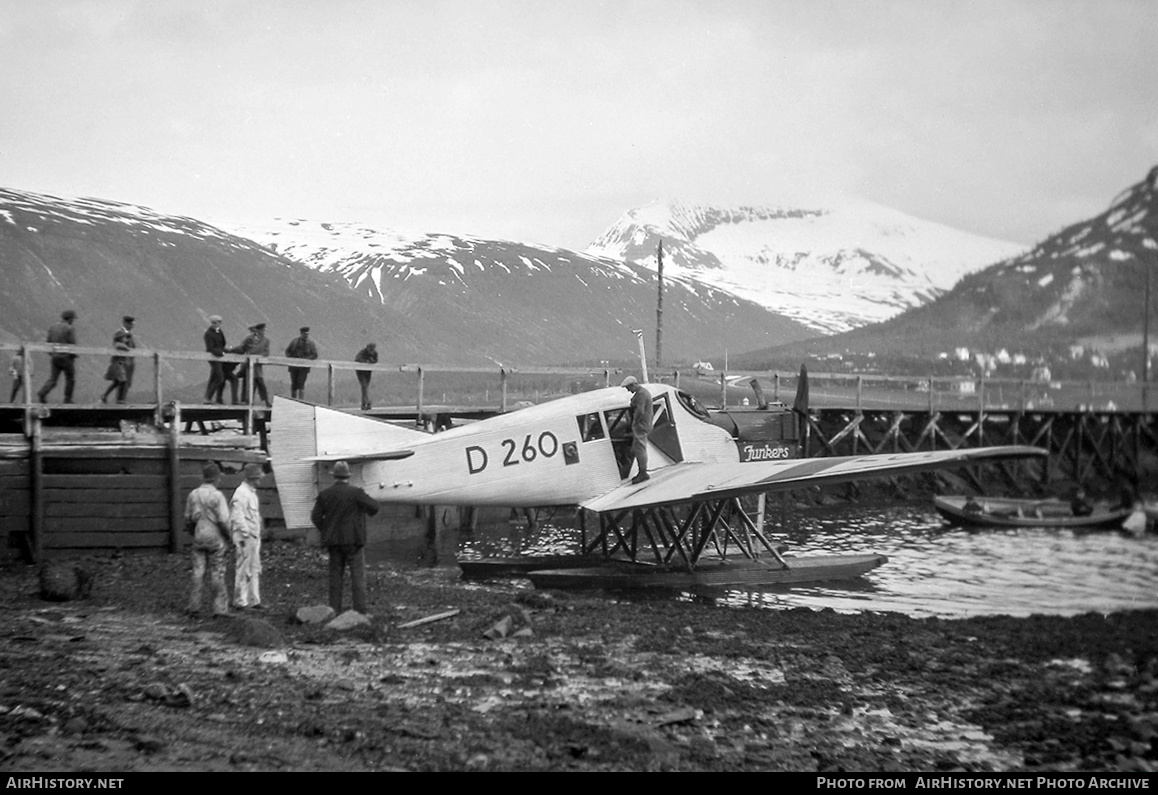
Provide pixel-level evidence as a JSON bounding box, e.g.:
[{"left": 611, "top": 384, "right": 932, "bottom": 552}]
[
  {"left": 576, "top": 412, "right": 605, "bottom": 442},
  {"left": 603, "top": 407, "right": 630, "bottom": 439}
]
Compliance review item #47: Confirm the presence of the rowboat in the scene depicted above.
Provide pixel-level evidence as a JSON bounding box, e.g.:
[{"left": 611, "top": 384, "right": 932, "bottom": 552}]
[{"left": 934, "top": 495, "right": 1133, "bottom": 529}]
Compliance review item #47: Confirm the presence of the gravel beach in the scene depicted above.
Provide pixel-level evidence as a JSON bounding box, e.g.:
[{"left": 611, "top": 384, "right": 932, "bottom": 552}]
[{"left": 2, "top": 542, "right": 1156, "bottom": 772}]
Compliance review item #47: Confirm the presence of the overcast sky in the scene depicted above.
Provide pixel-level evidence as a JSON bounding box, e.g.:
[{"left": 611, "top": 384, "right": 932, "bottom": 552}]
[{"left": 2, "top": 0, "right": 1155, "bottom": 250}]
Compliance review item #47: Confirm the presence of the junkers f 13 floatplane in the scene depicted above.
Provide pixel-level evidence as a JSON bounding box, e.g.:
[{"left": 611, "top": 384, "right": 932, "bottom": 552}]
[{"left": 268, "top": 381, "right": 1046, "bottom": 589}]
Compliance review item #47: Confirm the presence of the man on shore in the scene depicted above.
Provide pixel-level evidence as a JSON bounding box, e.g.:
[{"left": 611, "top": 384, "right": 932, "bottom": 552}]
[
  {"left": 285, "top": 326, "right": 318, "bottom": 400},
  {"left": 185, "top": 462, "right": 232, "bottom": 618},
  {"left": 230, "top": 463, "right": 265, "bottom": 610},
  {"left": 310, "top": 461, "right": 379, "bottom": 616},
  {"left": 621, "top": 376, "right": 653, "bottom": 484},
  {"left": 37, "top": 310, "right": 78, "bottom": 404}
]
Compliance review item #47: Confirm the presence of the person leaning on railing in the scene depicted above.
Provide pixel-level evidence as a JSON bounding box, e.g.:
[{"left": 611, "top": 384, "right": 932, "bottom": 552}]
[{"left": 354, "top": 342, "right": 378, "bottom": 411}]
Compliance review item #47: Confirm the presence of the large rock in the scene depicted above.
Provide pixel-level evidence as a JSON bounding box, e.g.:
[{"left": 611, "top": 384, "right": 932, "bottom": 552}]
[
  {"left": 232, "top": 617, "right": 284, "bottom": 648},
  {"left": 295, "top": 605, "right": 336, "bottom": 625},
  {"left": 326, "top": 610, "right": 371, "bottom": 631},
  {"left": 38, "top": 561, "right": 94, "bottom": 602}
]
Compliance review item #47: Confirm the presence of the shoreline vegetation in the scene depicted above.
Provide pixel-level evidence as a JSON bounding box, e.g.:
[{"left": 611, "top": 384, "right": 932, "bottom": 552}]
[{"left": 2, "top": 541, "right": 1156, "bottom": 772}]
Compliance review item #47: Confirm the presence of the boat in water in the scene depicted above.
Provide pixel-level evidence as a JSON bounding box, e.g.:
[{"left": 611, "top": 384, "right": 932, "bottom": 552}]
[{"left": 934, "top": 495, "right": 1133, "bottom": 529}]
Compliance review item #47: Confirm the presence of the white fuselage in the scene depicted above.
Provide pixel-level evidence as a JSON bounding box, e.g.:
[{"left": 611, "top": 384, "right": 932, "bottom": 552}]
[{"left": 356, "top": 384, "right": 738, "bottom": 507}]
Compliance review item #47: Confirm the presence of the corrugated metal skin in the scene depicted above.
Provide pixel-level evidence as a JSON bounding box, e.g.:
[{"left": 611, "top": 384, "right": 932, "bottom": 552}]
[
  {"left": 357, "top": 385, "right": 738, "bottom": 507},
  {"left": 269, "top": 386, "right": 741, "bottom": 517},
  {"left": 268, "top": 399, "right": 318, "bottom": 530}
]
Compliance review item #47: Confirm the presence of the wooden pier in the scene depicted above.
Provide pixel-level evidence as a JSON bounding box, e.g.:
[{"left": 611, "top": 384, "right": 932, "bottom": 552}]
[{"left": 2, "top": 338, "right": 1155, "bottom": 561}]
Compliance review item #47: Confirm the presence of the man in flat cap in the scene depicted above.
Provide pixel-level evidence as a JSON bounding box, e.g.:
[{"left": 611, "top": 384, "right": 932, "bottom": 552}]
[
  {"left": 185, "top": 461, "right": 232, "bottom": 618},
  {"left": 235, "top": 322, "right": 271, "bottom": 407},
  {"left": 285, "top": 326, "right": 318, "bottom": 400},
  {"left": 621, "top": 376, "right": 653, "bottom": 484},
  {"left": 100, "top": 315, "right": 136, "bottom": 404},
  {"left": 311, "top": 461, "right": 379, "bottom": 616},
  {"left": 37, "top": 309, "right": 79, "bottom": 404},
  {"left": 229, "top": 462, "right": 266, "bottom": 610}
]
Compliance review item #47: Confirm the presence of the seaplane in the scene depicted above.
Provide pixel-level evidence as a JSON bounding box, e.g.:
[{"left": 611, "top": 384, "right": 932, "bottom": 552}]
[{"left": 268, "top": 378, "right": 1047, "bottom": 589}]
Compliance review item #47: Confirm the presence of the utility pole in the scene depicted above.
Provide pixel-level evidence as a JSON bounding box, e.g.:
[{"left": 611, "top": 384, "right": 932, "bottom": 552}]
[
  {"left": 1145, "top": 259, "right": 1152, "bottom": 383},
  {"left": 655, "top": 239, "right": 664, "bottom": 371}
]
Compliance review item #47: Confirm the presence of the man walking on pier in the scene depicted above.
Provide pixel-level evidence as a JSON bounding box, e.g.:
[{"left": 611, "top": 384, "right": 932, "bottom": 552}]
[
  {"left": 114, "top": 316, "right": 136, "bottom": 401},
  {"left": 285, "top": 326, "right": 318, "bottom": 400},
  {"left": 37, "top": 310, "right": 78, "bottom": 404},
  {"left": 311, "top": 460, "right": 379, "bottom": 616}
]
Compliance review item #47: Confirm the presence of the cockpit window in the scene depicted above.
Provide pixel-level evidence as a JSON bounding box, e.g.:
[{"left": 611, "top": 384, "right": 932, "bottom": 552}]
[
  {"left": 676, "top": 390, "right": 711, "bottom": 421},
  {"left": 576, "top": 412, "right": 605, "bottom": 442}
]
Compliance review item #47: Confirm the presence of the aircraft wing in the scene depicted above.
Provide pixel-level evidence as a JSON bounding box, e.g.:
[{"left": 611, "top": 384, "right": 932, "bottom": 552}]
[{"left": 580, "top": 446, "right": 1047, "bottom": 513}]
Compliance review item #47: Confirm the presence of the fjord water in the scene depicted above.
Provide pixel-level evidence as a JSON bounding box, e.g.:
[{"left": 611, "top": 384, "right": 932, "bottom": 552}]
[{"left": 455, "top": 502, "right": 1158, "bottom": 619}]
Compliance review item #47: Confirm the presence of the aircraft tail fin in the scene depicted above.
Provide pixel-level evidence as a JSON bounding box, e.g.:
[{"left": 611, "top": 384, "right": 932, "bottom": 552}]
[{"left": 268, "top": 397, "right": 427, "bottom": 530}]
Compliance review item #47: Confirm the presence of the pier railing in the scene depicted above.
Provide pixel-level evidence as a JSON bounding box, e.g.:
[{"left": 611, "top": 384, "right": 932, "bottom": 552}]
[
  {"left": 4, "top": 339, "right": 1153, "bottom": 422},
  {"left": 0, "top": 340, "right": 627, "bottom": 433}
]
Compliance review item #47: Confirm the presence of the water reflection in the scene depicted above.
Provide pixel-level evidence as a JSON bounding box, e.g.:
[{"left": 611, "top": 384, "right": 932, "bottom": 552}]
[{"left": 456, "top": 502, "right": 1158, "bottom": 619}]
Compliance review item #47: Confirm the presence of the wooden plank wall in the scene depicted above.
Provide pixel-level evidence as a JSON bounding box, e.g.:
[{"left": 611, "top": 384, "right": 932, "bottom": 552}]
[
  {"left": 0, "top": 457, "right": 31, "bottom": 557},
  {"left": 2, "top": 435, "right": 280, "bottom": 558}
]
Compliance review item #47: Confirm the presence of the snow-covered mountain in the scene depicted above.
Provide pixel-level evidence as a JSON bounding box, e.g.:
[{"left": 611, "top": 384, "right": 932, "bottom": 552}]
[
  {"left": 211, "top": 217, "right": 816, "bottom": 364},
  {"left": 732, "top": 165, "right": 1158, "bottom": 379},
  {"left": 0, "top": 187, "right": 814, "bottom": 374},
  {"left": 585, "top": 200, "right": 1027, "bottom": 334}
]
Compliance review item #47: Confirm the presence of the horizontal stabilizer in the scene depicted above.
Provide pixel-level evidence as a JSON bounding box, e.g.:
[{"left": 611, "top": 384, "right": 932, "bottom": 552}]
[
  {"left": 269, "top": 396, "right": 429, "bottom": 529},
  {"left": 304, "top": 450, "right": 414, "bottom": 463}
]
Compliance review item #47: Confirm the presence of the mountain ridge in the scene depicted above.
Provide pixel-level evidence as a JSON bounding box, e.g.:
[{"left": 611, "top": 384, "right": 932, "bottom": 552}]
[{"left": 585, "top": 198, "right": 1027, "bottom": 333}]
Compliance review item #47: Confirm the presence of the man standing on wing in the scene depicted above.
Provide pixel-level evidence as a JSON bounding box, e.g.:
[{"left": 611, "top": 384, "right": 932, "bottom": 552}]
[
  {"left": 230, "top": 463, "right": 265, "bottom": 610},
  {"left": 621, "top": 376, "right": 653, "bottom": 484},
  {"left": 310, "top": 460, "right": 379, "bottom": 616}
]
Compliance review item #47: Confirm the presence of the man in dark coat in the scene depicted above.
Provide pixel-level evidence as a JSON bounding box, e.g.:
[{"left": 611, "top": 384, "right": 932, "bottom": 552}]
[
  {"left": 37, "top": 309, "right": 78, "bottom": 404},
  {"left": 285, "top": 326, "right": 318, "bottom": 400},
  {"left": 203, "top": 314, "right": 233, "bottom": 404},
  {"left": 235, "top": 322, "right": 271, "bottom": 406},
  {"left": 113, "top": 316, "right": 136, "bottom": 401},
  {"left": 310, "top": 461, "right": 379, "bottom": 615},
  {"left": 621, "top": 376, "right": 653, "bottom": 484},
  {"left": 354, "top": 342, "right": 378, "bottom": 410}
]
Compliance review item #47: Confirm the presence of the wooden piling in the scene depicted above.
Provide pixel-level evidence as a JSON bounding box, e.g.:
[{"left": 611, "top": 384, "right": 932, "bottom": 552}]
[
  {"left": 30, "top": 415, "right": 42, "bottom": 563},
  {"left": 168, "top": 403, "right": 181, "bottom": 553}
]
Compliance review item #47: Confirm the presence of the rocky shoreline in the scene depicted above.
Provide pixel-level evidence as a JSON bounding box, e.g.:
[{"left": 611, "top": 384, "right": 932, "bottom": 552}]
[{"left": 1, "top": 543, "right": 1156, "bottom": 772}]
